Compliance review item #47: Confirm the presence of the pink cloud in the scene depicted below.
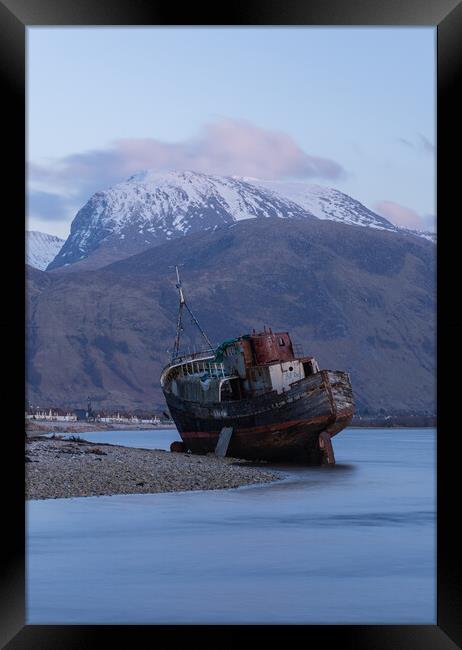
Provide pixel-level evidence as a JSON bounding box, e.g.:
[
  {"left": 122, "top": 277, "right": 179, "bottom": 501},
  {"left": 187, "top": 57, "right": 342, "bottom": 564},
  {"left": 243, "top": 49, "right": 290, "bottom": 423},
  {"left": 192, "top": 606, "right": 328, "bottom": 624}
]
[
  {"left": 373, "top": 200, "right": 429, "bottom": 230},
  {"left": 28, "top": 119, "right": 345, "bottom": 219},
  {"left": 191, "top": 119, "right": 343, "bottom": 179},
  {"left": 112, "top": 119, "right": 345, "bottom": 180}
]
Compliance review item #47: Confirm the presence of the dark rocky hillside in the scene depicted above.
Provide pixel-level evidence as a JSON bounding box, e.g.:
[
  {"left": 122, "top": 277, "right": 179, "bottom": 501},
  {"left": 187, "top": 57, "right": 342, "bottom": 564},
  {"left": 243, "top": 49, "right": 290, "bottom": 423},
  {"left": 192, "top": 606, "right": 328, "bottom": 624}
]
[{"left": 26, "top": 217, "right": 435, "bottom": 415}]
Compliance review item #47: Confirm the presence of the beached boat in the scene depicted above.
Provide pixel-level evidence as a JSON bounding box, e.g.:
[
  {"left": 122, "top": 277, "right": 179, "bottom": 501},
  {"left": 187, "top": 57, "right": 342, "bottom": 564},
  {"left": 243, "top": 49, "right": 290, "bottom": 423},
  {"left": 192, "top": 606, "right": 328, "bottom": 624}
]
[{"left": 160, "top": 268, "right": 354, "bottom": 464}]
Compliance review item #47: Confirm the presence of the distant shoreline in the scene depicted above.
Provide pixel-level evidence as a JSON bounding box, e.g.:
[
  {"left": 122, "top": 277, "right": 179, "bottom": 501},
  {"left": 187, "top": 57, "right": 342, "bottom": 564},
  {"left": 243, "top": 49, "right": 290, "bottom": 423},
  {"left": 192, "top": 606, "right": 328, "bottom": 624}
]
[
  {"left": 350, "top": 424, "right": 435, "bottom": 429},
  {"left": 351, "top": 419, "right": 436, "bottom": 428},
  {"left": 26, "top": 418, "right": 436, "bottom": 437},
  {"left": 26, "top": 420, "right": 176, "bottom": 436}
]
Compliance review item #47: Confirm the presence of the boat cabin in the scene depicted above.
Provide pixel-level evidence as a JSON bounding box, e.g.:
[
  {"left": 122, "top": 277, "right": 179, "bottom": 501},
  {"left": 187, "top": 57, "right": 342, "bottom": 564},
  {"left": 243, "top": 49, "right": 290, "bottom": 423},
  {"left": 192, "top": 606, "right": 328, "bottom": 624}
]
[
  {"left": 161, "top": 327, "right": 320, "bottom": 403},
  {"left": 220, "top": 328, "right": 319, "bottom": 398}
]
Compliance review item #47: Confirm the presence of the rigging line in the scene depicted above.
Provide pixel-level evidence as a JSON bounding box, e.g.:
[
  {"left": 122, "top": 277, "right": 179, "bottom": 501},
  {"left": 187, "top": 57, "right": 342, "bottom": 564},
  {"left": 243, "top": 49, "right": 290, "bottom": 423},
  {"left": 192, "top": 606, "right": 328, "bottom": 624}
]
[
  {"left": 183, "top": 301, "right": 214, "bottom": 354},
  {"left": 170, "top": 265, "right": 215, "bottom": 359}
]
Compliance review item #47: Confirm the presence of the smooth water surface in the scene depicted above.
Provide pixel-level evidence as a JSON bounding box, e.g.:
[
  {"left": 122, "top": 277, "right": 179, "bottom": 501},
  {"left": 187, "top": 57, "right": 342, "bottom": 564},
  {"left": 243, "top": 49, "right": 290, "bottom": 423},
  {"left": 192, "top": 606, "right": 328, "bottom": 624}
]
[
  {"left": 48, "top": 428, "right": 182, "bottom": 450},
  {"left": 27, "top": 428, "right": 436, "bottom": 624}
]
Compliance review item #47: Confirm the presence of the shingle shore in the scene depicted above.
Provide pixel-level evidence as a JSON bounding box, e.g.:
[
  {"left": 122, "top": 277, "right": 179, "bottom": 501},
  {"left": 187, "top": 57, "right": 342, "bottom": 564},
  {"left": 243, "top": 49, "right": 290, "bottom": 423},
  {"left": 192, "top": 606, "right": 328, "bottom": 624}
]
[
  {"left": 26, "top": 420, "right": 176, "bottom": 435},
  {"left": 25, "top": 436, "right": 281, "bottom": 500}
]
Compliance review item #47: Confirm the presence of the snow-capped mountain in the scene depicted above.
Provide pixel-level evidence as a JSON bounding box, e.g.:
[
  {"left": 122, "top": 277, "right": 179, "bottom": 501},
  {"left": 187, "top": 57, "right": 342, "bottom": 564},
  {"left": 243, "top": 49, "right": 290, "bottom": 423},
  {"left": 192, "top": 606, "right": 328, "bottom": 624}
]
[
  {"left": 47, "top": 171, "right": 318, "bottom": 270},
  {"left": 395, "top": 227, "right": 436, "bottom": 243},
  {"left": 28, "top": 216, "right": 435, "bottom": 413},
  {"left": 26, "top": 231, "right": 64, "bottom": 270},
  {"left": 238, "top": 178, "right": 394, "bottom": 230},
  {"left": 239, "top": 178, "right": 436, "bottom": 243},
  {"left": 47, "top": 170, "right": 432, "bottom": 271}
]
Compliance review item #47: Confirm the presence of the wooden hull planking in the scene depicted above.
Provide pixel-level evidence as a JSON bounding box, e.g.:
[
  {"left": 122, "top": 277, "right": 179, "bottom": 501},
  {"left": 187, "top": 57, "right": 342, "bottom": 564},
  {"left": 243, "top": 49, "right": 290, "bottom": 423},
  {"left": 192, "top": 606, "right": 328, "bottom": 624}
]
[{"left": 163, "top": 370, "right": 354, "bottom": 463}]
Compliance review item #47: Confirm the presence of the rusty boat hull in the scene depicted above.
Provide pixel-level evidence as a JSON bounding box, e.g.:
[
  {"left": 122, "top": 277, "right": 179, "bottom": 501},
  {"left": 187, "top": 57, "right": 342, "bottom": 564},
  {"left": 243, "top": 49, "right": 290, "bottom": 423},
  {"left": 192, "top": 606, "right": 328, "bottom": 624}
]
[{"left": 163, "top": 369, "right": 354, "bottom": 463}]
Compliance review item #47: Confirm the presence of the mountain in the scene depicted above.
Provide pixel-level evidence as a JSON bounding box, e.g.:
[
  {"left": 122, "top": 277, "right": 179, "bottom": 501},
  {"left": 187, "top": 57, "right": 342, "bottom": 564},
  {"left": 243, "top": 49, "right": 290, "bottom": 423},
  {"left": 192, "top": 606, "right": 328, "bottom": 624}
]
[
  {"left": 27, "top": 217, "right": 435, "bottom": 416},
  {"left": 47, "top": 170, "right": 434, "bottom": 273},
  {"left": 46, "top": 170, "right": 317, "bottom": 271},
  {"left": 26, "top": 231, "right": 64, "bottom": 270},
  {"left": 237, "top": 178, "right": 396, "bottom": 230},
  {"left": 394, "top": 227, "right": 436, "bottom": 243},
  {"left": 240, "top": 178, "right": 436, "bottom": 243}
]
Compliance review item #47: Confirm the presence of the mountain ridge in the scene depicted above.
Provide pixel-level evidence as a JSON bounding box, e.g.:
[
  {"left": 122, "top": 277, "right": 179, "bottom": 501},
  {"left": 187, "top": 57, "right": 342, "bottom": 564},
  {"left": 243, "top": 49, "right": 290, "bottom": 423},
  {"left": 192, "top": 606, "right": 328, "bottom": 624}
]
[
  {"left": 47, "top": 171, "right": 317, "bottom": 271},
  {"left": 26, "top": 231, "right": 65, "bottom": 270},
  {"left": 27, "top": 217, "right": 435, "bottom": 415},
  {"left": 46, "top": 170, "right": 434, "bottom": 273}
]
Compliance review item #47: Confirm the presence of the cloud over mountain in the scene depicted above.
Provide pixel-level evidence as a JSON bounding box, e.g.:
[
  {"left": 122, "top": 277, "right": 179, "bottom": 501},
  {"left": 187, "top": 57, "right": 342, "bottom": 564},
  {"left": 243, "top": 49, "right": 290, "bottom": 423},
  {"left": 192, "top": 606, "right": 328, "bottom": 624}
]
[
  {"left": 28, "top": 118, "right": 346, "bottom": 227},
  {"left": 373, "top": 200, "right": 435, "bottom": 232}
]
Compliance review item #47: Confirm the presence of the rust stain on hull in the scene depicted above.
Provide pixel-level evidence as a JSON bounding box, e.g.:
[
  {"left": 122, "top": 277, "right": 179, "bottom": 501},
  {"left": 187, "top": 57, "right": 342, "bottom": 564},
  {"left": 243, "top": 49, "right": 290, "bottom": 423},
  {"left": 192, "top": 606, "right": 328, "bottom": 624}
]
[
  {"left": 164, "top": 372, "right": 354, "bottom": 463},
  {"left": 160, "top": 314, "right": 355, "bottom": 464}
]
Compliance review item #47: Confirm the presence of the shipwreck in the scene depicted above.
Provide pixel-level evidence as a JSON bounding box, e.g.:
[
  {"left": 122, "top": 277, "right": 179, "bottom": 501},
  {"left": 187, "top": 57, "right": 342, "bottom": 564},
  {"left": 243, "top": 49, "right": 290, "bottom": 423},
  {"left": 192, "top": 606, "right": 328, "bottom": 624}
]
[{"left": 160, "top": 268, "right": 354, "bottom": 464}]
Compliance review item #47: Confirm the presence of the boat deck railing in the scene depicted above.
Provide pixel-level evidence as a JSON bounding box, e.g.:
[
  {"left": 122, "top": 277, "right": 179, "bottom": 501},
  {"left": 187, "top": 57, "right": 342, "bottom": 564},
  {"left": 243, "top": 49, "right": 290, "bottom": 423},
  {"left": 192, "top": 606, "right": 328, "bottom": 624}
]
[
  {"left": 164, "top": 349, "right": 234, "bottom": 380},
  {"left": 179, "top": 358, "right": 229, "bottom": 379},
  {"left": 170, "top": 349, "right": 216, "bottom": 366}
]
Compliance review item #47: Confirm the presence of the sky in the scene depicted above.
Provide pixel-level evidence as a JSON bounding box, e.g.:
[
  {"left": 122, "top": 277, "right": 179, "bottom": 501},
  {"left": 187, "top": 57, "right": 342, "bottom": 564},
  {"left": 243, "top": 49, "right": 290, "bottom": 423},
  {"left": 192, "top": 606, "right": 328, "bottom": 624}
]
[{"left": 27, "top": 27, "right": 436, "bottom": 239}]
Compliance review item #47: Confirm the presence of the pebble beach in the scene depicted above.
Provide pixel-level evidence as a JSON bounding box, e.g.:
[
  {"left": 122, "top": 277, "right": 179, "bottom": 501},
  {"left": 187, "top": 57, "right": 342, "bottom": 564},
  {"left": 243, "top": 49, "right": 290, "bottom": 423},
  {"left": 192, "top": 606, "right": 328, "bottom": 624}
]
[
  {"left": 25, "top": 435, "right": 281, "bottom": 500},
  {"left": 26, "top": 420, "right": 176, "bottom": 435}
]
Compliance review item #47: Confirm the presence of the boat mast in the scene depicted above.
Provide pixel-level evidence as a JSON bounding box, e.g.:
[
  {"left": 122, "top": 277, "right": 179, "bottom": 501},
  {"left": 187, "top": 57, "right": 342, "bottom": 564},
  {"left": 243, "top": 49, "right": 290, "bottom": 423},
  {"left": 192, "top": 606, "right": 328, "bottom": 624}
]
[
  {"left": 171, "top": 265, "right": 214, "bottom": 361},
  {"left": 172, "top": 265, "right": 185, "bottom": 361}
]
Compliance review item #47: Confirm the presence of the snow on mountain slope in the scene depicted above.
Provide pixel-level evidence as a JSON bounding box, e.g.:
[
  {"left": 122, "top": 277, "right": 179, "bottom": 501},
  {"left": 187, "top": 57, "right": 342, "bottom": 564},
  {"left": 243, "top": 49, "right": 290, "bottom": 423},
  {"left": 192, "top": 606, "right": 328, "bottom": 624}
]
[
  {"left": 238, "top": 178, "right": 395, "bottom": 230},
  {"left": 241, "top": 178, "right": 436, "bottom": 242},
  {"left": 26, "top": 231, "right": 64, "bottom": 270},
  {"left": 47, "top": 170, "right": 316, "bottom": 270},
  {"left": 47, "top": 169, "right": 433, "bottom": 272},
  {"left": 395, "top": 227, "right": 436, "bottom": 243}
]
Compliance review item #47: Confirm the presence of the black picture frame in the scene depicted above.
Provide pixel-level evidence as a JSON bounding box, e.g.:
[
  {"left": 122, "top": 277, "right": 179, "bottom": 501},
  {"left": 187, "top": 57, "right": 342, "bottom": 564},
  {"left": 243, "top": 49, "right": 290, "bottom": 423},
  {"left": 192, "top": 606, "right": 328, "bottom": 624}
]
[{"left": 3, "top": 0, "right": 461, "bottom": 647}]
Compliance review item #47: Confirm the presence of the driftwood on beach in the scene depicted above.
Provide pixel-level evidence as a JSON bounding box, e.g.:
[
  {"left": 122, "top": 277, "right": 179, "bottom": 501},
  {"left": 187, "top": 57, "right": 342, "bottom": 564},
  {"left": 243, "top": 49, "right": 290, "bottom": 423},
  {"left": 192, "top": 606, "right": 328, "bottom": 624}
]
[{"left": 25, "top": 436, "right": 281, "bottom": 500}]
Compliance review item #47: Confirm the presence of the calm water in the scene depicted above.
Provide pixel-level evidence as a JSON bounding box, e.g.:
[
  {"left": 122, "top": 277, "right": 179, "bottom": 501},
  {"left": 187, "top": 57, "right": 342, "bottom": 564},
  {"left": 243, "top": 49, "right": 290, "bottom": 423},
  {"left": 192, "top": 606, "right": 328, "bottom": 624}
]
[
  {"left": 27, "top": 428, "right": 436, "bottom": 624},
  {"left": 45, "top": 428, "right": 182, "bottom": 450}
]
